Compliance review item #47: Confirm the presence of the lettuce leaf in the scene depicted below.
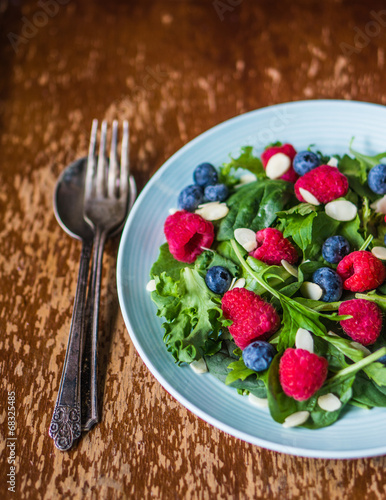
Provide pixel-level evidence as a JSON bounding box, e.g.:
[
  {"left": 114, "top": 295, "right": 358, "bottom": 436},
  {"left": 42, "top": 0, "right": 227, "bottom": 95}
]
[{"left": 151, "top": 268, "right": 231, "bottom": 363}]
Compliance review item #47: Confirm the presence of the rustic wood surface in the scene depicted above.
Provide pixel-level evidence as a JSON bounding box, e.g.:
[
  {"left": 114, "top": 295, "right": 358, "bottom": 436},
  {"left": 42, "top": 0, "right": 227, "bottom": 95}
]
[{"left": 1, "top": 0, "right": 386, "bottom": 498}]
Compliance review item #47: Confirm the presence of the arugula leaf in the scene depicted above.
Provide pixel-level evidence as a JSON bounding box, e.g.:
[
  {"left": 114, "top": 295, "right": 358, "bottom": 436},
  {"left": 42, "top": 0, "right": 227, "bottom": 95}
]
[
  {"left": 338, "top": 154, "right": 376, "bottom": 201},
  {"left": 324, "top": 347, "right": 386, "bottom": 389},
  {"left": 278, "top": 207, "right": 341, "bottom": 260},
  {"left": 339, "top": 214, "right": 365, "bottom": 249},
  {"left": 230, "top": 240, "right": 345, "bottom": 350},
  {"left": 217, "top": 179, "right": 294, "bottom": 241},
  {"left": 349, "top": 139, "right": 386, "bottom": 169},
  {"left": 355, "top": 291, "right": 386, "bottom": 311},
  {"left": 219, "top": 146, "right": 266, "bottom": 186},
  {"left": 152, "top": 268, "right": 230, "bottom": 363}
]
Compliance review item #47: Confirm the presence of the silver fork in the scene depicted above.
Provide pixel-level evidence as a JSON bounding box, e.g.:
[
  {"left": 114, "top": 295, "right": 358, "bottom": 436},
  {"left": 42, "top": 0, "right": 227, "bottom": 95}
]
[{"left": 81, "top": 119, "right": 136, "bottom": 431}]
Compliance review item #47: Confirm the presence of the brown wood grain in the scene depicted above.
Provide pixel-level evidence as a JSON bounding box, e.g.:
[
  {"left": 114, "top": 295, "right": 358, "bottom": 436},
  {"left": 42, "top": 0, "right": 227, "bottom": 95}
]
[{"left": 1, "top": 0, "right": 386, "bottom": 498}]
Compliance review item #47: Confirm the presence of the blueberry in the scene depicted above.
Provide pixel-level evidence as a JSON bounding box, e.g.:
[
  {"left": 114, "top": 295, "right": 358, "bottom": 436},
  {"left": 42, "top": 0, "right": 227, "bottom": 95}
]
[
  {"left": 178, "top": 184, "right": 204, "bottom": 211},
  {"left": 378, "top": 353, "right": 386, "bottom": 365},
  {"left": 204, "top": 183, "right": 229, "bottom": 202},
  {"left": 312, "top": 267, "right": 343, "bottom": 302},
  {"left": 293, "top": 151, "right": 320, "bottom": 176},
  {"left": 384, "top": 234, "right": 386, "bottom": 246},
  {"left": 193, "top": 163, "right": 218, "bottom": 187},
  {"left": 322, "top": 235, "right": 351, "bottom": 264},
  {"left": 205, "top": 266, "right": 232, "bottom": 294},
  {"left": 368, "top": 164, "right": 386, "bottom": 194},
  {"left": 242, "top": 340, "right": 277, "bottom": 372}
]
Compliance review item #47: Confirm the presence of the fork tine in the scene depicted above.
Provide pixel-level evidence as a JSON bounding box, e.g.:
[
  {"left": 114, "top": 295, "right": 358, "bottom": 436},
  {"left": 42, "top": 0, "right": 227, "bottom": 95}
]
[
  {"left": 96, "top": 120, "right": 107, "bottom": 197},
  {"left": 120, "top": 120, "right": 129, "bottom": 198},
  {"left": 85, "top": 119, "right": 98, "bottom": 199},
  {"left": 107, "top": 120, "right": 118, "bottom": 198}
]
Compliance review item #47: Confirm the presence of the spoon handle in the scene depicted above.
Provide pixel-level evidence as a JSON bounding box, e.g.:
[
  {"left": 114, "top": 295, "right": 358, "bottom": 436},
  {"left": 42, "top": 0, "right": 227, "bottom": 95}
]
[
  {"left": 49, "top": 240, "right": 92, "bottom": 451},
  {"left": 81, "top": 226, "right": 107, "bottom": 431}
]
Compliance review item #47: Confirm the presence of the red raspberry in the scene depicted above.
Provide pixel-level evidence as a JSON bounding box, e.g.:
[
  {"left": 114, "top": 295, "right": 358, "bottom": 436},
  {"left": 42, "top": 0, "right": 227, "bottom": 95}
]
[
  {"left": 336, "top": 251, "right": 386, "bottom": 292},
  {"left": 294, "top": 165, "right": 349, "bottom": 204},
  {"left": 250, "top": 228, "right": 298, "bottom": 265},
  {"left": 164, "top": 210, "right": 214, "bottom": 263},
  {"left": 221, "top": 288, "right": 280, "bottom": 350},
  {"left": 339, "top": 299, "right": 382, "bottom": 346},
  {"left": 261, "top": 143, "right": 298, "bottom": 183},
  {"left": 279, "top": 348, "right": 329, "bottom": 401}
]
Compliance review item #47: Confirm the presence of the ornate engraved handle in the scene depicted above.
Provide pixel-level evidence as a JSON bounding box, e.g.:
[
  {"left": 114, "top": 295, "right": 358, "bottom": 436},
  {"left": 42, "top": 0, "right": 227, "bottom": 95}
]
[{"left": 49, "top": 240, "right": 92, "bottom": 451}]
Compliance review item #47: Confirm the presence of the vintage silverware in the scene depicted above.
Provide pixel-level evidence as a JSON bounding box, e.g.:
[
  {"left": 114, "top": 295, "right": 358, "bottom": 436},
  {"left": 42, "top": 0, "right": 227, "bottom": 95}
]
[
  {"left": 49, "top": 158, "right": 94, "bottom": 451},
  {"left": 82, "top": 119, "right": 136, "bottom": 431},
  {"left": 49, "top": 121, "right": 136, "bottom": 451}
]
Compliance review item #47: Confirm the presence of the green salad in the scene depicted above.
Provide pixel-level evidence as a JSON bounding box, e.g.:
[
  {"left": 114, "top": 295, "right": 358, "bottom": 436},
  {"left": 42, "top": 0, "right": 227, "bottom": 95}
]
[{"left": 148, "top": 141, "right": 386, "bottom": 429}]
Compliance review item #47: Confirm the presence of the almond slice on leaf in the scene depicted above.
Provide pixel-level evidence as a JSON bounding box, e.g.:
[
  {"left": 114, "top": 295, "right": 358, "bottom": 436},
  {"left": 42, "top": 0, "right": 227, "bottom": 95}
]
[{"left": 282, "top": 411, "right": 310, "bottom": 428}]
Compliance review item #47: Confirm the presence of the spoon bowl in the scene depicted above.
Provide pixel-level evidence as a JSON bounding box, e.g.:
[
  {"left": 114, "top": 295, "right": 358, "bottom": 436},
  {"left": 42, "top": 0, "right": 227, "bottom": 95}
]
[{"left": 54, "top": 157, "right": 94, "bottom": 242}]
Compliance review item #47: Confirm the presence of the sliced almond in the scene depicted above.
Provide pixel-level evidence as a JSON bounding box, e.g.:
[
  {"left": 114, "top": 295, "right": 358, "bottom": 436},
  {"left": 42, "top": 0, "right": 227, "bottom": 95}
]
[
  {"left": 318, "top": 393, "right": 342, "bottom": 412},
  {"left": 168, "top": 207, "right": 178, "bottom": 215},
  {"left": 195, "top": 202, "right": 229, "bottom": 221},
  {"left": 190, "top": 358, "right": 208, "bottom": 374},
  {"left": 281, "top": 259, "right": 298, "bottom": 277},
  {"left": 146, "top": 279, "right": 156, "bottom": 292},
  {"left": 239, "top": 173, "right": 257, "bottom": 184},
  {"left": 232, "top": 278, "right": 246, "bottom": 289},
  {"left": 299, "top": 187, "right": 320, "bottom": 206},
  {"left": 327, "top": 157, "right": 339, "bottom": 167},
  {"left": 248, "top": 394, "right": 269, "bottom": 408},
  {"left": 295, "top": 328, "right": 314, "bottom": 353},
  {"left": 350, "top": 341, "right": 371, "bottom": 356},
  {"left": 234, "top": 228, "right": 257, "bottom": 252},
  {"left": 370, "top": 195, "right": 386, "bottom": 214},
  {"left": 327, "top": 330, "right": 339, "bottom": 337},
  {"left": 265, "top": 153, "right": 291, "bottom": 179},
  {"left": 371, "top": 246, "right": 386, "bottom": 260},
  {"left": 325, "top": 200, "right": 357, "bottom": 221},
  {"left": 282, "top": 411, "right": 310, "bottom": 428},
  {"left": 300, "top": 281, "right": 323, "bottom": 300}
]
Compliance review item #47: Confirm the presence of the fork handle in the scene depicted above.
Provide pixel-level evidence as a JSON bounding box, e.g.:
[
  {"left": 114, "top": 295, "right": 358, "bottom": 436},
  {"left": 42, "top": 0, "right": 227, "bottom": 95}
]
[
  {"left": 49, "top": 239, "right": 92, "bottom": 451},
  {"left": 81, "top": 227, "right": 107, "bottom": 431}
]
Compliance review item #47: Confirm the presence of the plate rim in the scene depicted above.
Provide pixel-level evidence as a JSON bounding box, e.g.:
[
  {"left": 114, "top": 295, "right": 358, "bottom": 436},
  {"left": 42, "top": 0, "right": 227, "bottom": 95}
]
[{"left": 117, "top": 99, "right": 386, "bottom": 459}]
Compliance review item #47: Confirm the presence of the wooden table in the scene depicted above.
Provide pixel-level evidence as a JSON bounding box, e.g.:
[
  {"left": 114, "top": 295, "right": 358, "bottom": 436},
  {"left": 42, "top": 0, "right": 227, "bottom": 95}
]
[{"left": 1, "top": 0, "right": 386, "bottom": 498}]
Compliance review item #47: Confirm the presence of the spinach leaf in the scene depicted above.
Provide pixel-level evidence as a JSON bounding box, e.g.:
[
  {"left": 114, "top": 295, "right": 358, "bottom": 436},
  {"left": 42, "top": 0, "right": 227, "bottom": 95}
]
[
  {"left": 194, "top": 249, "right": 240, "bottom": 278},
  {"left": 217, "top": 179, "right": 293, "bottom": 241},
  {"left": 205, "top": 347, "right": 267, "bottom": 397},
  {"left": 352, "top": 373, "right": 386, "bottom": 407}
]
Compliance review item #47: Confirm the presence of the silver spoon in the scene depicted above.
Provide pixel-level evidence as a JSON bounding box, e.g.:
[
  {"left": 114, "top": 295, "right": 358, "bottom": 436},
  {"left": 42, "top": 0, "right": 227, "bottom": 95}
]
[{"left": 49, "top": 157, "right": 94, "bottom": 451}]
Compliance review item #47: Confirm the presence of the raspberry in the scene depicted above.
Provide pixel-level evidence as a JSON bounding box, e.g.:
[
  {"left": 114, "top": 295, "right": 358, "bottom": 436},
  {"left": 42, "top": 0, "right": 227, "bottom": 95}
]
[
  {"left": 221, "top": 288, "right": 280, "bottom": 350},
  {"left": 279, "top": 348, "right": 329, "bottom": 401},
  {"left": 294, "top": 165, "right": 349, "bottom": 204},
  {"left": 164, "top": 210, "right": 214, "bottom": 263},
  {"left": 336, "top": 251, "right": 386, "bottom": 292},
  {"left": 261, "top": 143, "right": 298, "bottom": 182},
  {"left": 250, "top": 228, "right": 298, "bottom": 265},
  {"left": 339, "top": 299, "right": 382, "bottom": 346}
]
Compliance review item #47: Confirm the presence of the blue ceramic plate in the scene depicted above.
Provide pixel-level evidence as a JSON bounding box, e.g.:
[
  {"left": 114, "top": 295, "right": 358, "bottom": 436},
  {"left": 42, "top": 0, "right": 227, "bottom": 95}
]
[{"left": 117, "top": 100, "right": 386, "bottom": 458}]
